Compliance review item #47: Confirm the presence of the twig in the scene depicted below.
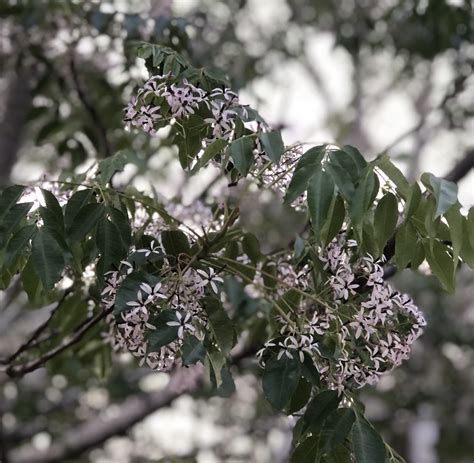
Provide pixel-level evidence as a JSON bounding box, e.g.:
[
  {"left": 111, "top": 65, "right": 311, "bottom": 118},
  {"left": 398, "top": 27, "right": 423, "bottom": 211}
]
[
  {"left": 0, "top": 291, "right": 70, "bottom": 365},
  {"left": 5, "top": 309, "right": 109, "bottom": 378},
  {"left": 69, "top": 55, "right": 111, "bottom": 158}
]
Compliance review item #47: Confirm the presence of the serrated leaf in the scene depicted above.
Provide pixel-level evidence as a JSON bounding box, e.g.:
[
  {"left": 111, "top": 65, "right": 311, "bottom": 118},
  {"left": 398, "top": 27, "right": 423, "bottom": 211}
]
[
  {"left": 352, "top": 417, "right": 386, "bottom": 463},
  {"left": 229, "top": 135, "right": 254, "bottom": 177},
  {"left": 262, "top": 354, "right": 301, "bottom": 410},
  {"left": 260, "top": 130, "right": 285, "bottom": 164},
  {"left": 31, "top": 229, "right": 65, "bottom": 291},
  {"left": 374, "top": 192, "right": 399, "bottom": 255}
]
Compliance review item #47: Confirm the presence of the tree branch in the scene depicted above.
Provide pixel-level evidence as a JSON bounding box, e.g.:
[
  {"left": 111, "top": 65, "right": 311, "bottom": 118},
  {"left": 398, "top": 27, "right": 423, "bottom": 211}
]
[
  {"left": 69, "top": 55, "right": 111, "bottom": 158},
  {"left": 4, "top": 309, "right": 109, "bottom": 378},
  {"left": 9, "top": 365, "right": 204, "bottom": 463},
  {"left": 444, "top": 148, "right": 474, "bottom": 183}
]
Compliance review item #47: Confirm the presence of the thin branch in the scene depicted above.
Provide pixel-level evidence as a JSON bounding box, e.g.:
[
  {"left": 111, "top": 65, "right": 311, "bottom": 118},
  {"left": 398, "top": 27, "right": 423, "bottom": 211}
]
[
  {"left": 4, "top": 309, "right": 109, "bottom": 378},
  {"left": 69, "top": 55, "right": 111, "bottom": 158},
  {"left": 0, "top": 291, "right": 70, "bottom": 365}
]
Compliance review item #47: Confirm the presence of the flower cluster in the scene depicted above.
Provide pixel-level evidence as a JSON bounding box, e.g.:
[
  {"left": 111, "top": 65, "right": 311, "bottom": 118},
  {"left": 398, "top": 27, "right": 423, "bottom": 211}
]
[
  {"left": 101, "top": 230, "right": 224, "bottom": 371},
  {"left": 257, "top": 236, "right": 426, "bottom": 393},
  {"left": 123, "top": 73, "right": 273, "bottom": 171}
]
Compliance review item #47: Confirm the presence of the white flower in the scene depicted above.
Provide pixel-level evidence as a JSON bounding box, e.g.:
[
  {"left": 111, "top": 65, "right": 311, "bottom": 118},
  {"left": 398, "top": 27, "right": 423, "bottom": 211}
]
[
  {"left": 166, "top": 311, "right": 194, "bottom": 339},
  {"left": 137, "top": 240, "right": 161, "bottom": 257},
  {"left": 196, "top": 267, "right": 224, "bottom": 294}
]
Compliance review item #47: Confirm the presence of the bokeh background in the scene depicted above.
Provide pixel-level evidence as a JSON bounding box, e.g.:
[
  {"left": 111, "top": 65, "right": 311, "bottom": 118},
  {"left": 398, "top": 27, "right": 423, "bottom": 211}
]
[{"left": 0, "top": 1, "right": 473, "bottom": 462}]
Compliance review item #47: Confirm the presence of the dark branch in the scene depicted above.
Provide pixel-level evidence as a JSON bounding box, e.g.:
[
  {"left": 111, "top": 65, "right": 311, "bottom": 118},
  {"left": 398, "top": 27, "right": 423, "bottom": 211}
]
[
  {"left": 69, "top": 55, "right": 111, "bottom": 158},
  {"left": 4, "top": 309, "right": 109, "bottom": 378},
  {"left": 445, "top": 148, "right": 474, "bottom": 183}
]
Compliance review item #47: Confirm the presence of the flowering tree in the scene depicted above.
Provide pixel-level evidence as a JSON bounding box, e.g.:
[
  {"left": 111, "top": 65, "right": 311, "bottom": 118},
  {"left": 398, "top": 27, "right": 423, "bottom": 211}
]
[{"left": 1, "top": 42, "right": 473, "bottom": 463}]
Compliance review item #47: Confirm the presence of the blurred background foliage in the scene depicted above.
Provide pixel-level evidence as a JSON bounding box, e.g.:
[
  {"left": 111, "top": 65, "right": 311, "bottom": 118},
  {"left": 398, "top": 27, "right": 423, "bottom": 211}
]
[{"left": 0, "top": 0, "right": 473, "bottom": 462}]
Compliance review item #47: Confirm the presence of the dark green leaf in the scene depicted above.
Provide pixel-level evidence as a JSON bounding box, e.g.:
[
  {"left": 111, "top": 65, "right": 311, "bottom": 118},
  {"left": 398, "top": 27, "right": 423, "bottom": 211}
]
[
  {"left": 263, "top": 354, "right": 301, "bottom": 410},
  {"left": 290, "top": 435, "right": 320, "bottom": 463},
  {"left": 285, "top": 145, "right": 326, "bottom": 204},
  {"left": 161, "top": 229, "right": 190, "bottom": 256},
  {"left": 64, "top": 189, "right": 93, "bottom": 230},
  {"left": 349, "top": 166, "right": 377, "bottom": 225},
  {"left": 374, "top": 192, "right": 399, "bottom": 255},
  {"left": 230, "top": 135, "right": 254, "bottom": 177},
  {"left": 181, "top": 335, "right": 206, "bottom": 366},
  {"left": 202, "top": 296, "right": 235, "bottom": 354},
  {"left": 287, "top": 377, "right": 312, "bottom": 414},
  {"left": 303, "top": 390, "right": 341, "bottom": 432},
  {"left": 320, "top": 195, "right": 345, "bottom": 247},
  {"left": 0, "top": 202, "right": 32, "bottom": 247},
  {"left": 242, "top": 233, "right": 261, "bottom": 264},
  {"left": 114, "top": 272, "right": 160, "bottom": 314},
  {"left": 147, "top": 310, "right": 179, "bottom": 349},
  {"left": 424, "top": 240, "right": 455, "bottom": 293},
  {"left": 320, "top": 408, "right": 355, "bottom": 453},
  {"left": 307, "top": 169, "right": 335, "bottom": 240},
  {"left": 4, "top": 224, "right": 36, "bottom": 267},
  {"left": 31, "top": 228, "right": 65, "bottom": 291},
  {"left": 96, "top": 217, "right": 127, "bottom": 277},
  {"left": 67, "top": 203, "right": 105, "bottom": 243},
  {"left": 404, "top": 183, "right": 422, "bottom": 220},
  {"left": 0, "top": 185, "right": 25, "bottom": 222},
  {"left": 395, "top": 220, "right": 417, "bottom": 269},
  {"left": 374, "top": 154, "right": 410, "bottom": 199},
  {"left": 352, "top": 417, "right": 386, "bottom": 463},
  {"left": 260, "top": 131, "right": 285, "bottom": 164},
  {"left": 444, "top": 204, "right": 463, "bottom": 261}
]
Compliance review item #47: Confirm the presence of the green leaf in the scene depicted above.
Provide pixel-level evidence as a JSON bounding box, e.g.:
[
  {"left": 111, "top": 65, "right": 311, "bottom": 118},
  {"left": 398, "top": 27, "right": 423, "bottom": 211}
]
[
  {"left": 421, "top": 173, "right": 458, "bottom": 218},
  {"left": 341, "top": 145, "right": 367, "bottom": 173},
  {"left": 460, "top": 217, "right": 474, "bottom": 269},
  {"left": 404, "top": 183, "right": 422, "bottom": 220},
  {"left": 424, "top": 240, "right": 455, "bottom": 293},
  {"left": 96, "top": 217, "right": 127, "bottom": 277},
  {"left": 307, "top": 169, "right": 335, "bottom": 240},
  {"left": 0, "top": 202, "right": 32, "bottom": 247},
  {"left": 320, "top": 195, "right": 345, "bottom": 247},
  {"left": 349, "top": 166, "right": 378, "bottom": 225},
  {"left": 31, "top": 228, "right": 65, "bottom": 291},
  {"left": 395, "top": 220, "right": 417, "bottom": 269},
  {"left": 287, "top": 377, "right": 312, "bottom": 414},
  {"left": 41, "top": 189, "right": 63, "bottom": 231},
  {"left": 175, "top": 129, "right": 203, "bottom": 170},
  {"left": 21, "top": 257, "right": 43, "bottom": 304},
  {"left": 202, "top": 296, "right": 235, "bottom": 354},
  {"left": 260, "top": 131, "right": 285, "bottom": 164},
  {"left": 262, "top": 354, "right": 301, "bottom": 410},
  {"left": 290, "top": 435, "right": 320, "bottom": 463},
  {"left": 325, "top": 157, "right": 355, "bottom": 200},
  {"left": 0, "top": 185, "right": 25, "bottom": 222},
  {"left": 285, "top": 145, "right": 326, "bottom": 204},
  {"left": 108, "top": 207, "right": 132, "bottom": 250},
  {"left": 468, "top": 208, "right": 474, "bottom": 248},
  {"left": 303, "top": 390, "right": 341, "bottom": 432},
  {"left": 230, "top": 135, "right": 254, "bottom": 177},
  {"left": 161, "top": 230, "right": 190, "bottom": 256},
  {"left": 320, "top": 408, "right": 356, "bottom": 454},
  {"left": 242, "top": 233, "right": 261, "bottom": 264},
  {"left": 328, "top": 148, "right": 360, "bottom": 184},
  {"left": 191, "top": 138, "right": 227, "bottom": 173},
  {"left": 374, "top": 154, "right": 410, "bottom": 199},
  {"left": 374, "top": 193, "right": 399, "bottom": 255},
  {"left": 4, "top": 224, "right": 36, "bottom": 267},
  {"left": 181, "top": 335, "right": 206, "bottom": 366},
  {"left": 352, "top": 417, "right": 386, "bottom": 463},
  {"left": 67, "top": 203, "right": 105, "bottom": 243},
  {"left": 64, "top": 189, "right": 92, "bottom": 230},
  {"left": 444, "top": 204, "right": 463, "bottom": 262}
]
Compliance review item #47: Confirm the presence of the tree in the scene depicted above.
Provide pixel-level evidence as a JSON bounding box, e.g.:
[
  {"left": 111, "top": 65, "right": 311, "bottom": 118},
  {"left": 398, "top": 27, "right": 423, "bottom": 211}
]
[{"left": 0, "top": 2, "right": 473, "bottom": 462}]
